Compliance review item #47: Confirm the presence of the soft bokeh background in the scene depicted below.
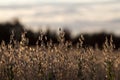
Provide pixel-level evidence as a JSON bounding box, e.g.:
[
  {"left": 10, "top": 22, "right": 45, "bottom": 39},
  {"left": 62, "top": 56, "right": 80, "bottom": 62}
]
[{"left": 0, "top": 0, "right": 120, "bottom": 35}]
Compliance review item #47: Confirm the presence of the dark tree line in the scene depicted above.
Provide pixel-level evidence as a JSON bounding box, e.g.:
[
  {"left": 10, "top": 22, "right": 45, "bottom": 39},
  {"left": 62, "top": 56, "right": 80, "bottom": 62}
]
[
  {"left": 0, "top": 20, "right": 24, "bottom": 44},
  {"left": 0, "top": 20, "right": 120, "bottom": 49}
]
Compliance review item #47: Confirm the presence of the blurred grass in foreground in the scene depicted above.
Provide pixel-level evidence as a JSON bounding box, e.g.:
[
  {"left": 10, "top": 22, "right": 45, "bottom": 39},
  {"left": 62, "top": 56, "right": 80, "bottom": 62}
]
[{"left": 0, "top": 31, "right": 120, "bottom": 80}]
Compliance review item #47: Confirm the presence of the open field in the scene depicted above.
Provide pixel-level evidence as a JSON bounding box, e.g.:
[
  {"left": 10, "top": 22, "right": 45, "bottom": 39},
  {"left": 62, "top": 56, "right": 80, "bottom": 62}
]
[
  {"left": 0, "top": 32, "right": 120, "bottom": 80},
  {"left": 0, "top": 0, "right": 120, "bottom": 79}
]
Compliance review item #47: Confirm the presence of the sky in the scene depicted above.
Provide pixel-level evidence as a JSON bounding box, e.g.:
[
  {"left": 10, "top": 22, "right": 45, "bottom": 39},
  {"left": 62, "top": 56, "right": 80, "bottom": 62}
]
[{"left": 0, "top": 0, "right": 120, "bottom": 35}]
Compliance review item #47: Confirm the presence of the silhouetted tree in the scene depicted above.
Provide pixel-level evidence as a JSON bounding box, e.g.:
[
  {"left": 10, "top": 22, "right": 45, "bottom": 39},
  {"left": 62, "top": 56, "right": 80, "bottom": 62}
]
[
  {"left": 0, "top": 19, "right": 24, "bottom": 44},
  {"left": 0, "top": 20, "right": 120, "bottom": 49}
]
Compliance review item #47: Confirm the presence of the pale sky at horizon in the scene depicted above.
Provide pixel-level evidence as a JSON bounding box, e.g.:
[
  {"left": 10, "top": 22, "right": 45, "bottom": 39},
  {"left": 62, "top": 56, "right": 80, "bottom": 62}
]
[{"left": 0, "top": 0, "right": 120, "bottom": 35}]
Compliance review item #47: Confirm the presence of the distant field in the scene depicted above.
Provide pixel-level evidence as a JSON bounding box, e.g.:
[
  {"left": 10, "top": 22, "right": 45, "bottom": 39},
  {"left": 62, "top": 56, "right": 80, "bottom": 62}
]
[{"left": 0, "top": 32, "right": 120, "bottom": 80}]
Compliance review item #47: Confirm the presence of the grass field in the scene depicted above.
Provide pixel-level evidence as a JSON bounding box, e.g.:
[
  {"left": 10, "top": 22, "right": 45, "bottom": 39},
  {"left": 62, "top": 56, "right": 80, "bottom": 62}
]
[{"left": 0, "top": 32, "right": 120, "bottom": 80}]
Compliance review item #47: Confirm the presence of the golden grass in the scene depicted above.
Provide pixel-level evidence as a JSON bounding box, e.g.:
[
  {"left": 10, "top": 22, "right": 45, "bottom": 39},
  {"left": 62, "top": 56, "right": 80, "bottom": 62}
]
[{"left": 0, "top": 31, "right": 120, "bottom": 80}]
